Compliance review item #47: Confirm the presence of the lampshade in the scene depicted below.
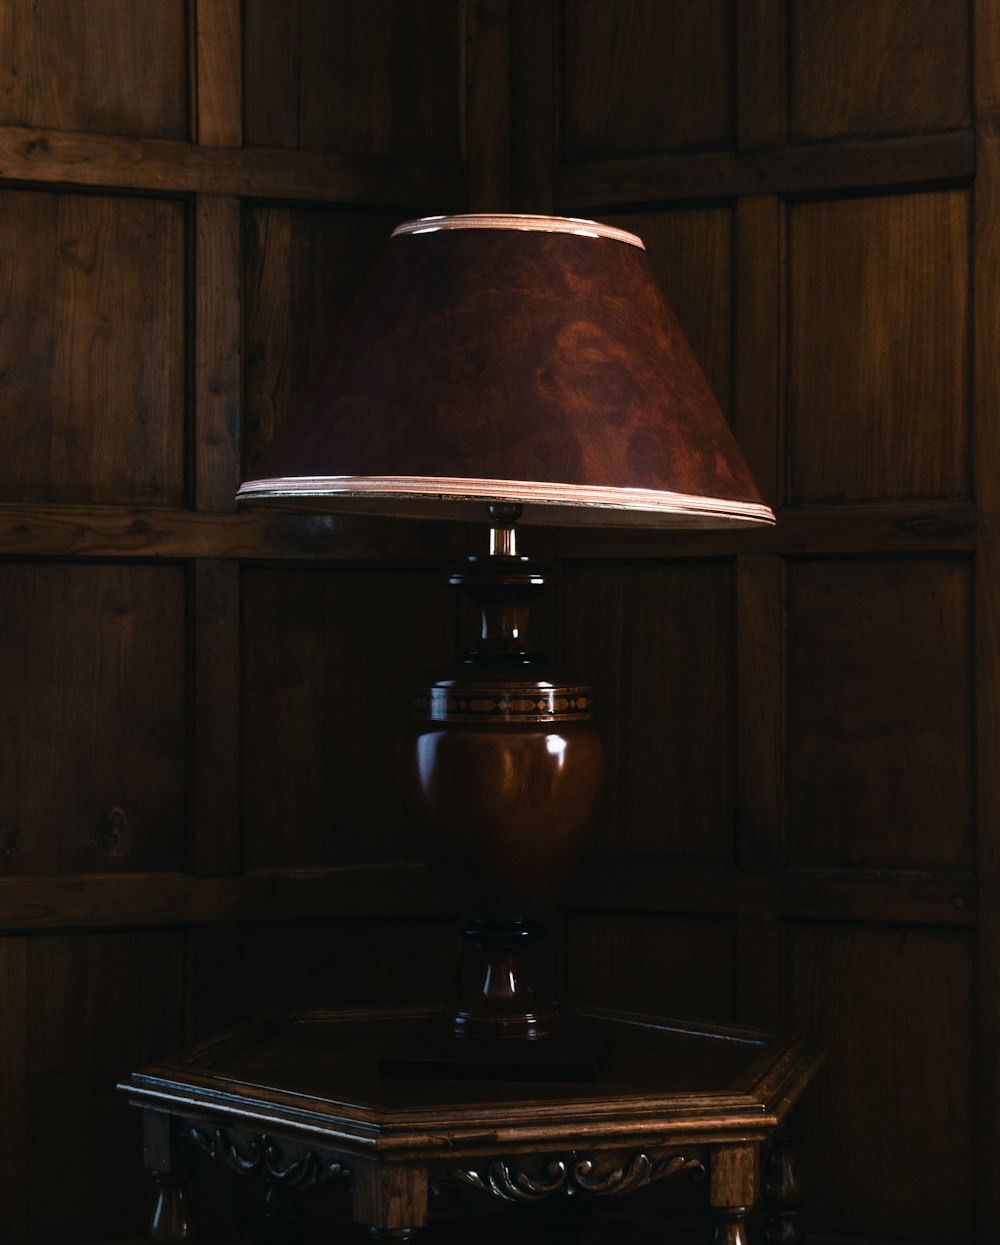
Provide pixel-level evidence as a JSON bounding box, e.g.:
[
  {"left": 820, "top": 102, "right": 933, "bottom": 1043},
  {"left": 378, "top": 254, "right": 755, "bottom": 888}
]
[{"left": 237, "top": 213, "right": 775, "bottom": 530}]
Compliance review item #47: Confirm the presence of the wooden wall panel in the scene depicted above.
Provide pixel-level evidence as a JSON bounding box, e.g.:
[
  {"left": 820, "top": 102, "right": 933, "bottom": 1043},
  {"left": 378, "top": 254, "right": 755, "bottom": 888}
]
[
  {"left": 603, "top": 207, "right": 734, "bottom": 411},
  {"left": 787, "top": 558, "right": 973, "bottom": 871},
  {"left": 244, "top": 0, "right": 461, "bottom": 158},
  {"left": 566, "top": 911, "right": 737, "bottom": 1022},
  {"left": 243, "top": 206, "right": 404, "bottom": 471},
  {"left": 0, "top": 0, "right": 188, "bottom": 139},
  {"left": 789, "top": 0, "right": 971, "bottom": 143},
  {"left": 25, "top": 930, "right": 187, "bottom": 1242},
  {"left": 241, "top": 919, "right": 458, "bottom": 1014},
  {"left": 559, "top": 0, "right": 734, "bottom": 159},
  {"left": 787, "top": 190, "right": 970, "bottom": 504},
  {"left": 563, "top": 563, "right": 735, "bottom": 863},
  {"left": 0, "top": 188, "right": 187, "bottom": 507},
  {"left": 0, "top": 563, "right": 187, "bottom": 876},
  {"left": 242, "top": 566, "right": 458, "bottom": 869},
  {"left": 790, "top": 923, "right": 974, "bottom": 1241}
]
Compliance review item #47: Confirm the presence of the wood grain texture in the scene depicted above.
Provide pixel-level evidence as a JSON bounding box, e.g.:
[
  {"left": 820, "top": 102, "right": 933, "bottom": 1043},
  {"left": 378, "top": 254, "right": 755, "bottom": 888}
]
[
  {"left": 241, "top": 566, "right": 458, "bottom": 868},
  {"left": 194, "top": 195, "right": 241, "bottom": 512},
  {"left": 0, "top": 563, "right": 187, "bottom": 876},
  {"left": 787, "top": 190, "right": 970, "bottom": 504},
  {"left": 736, "top": 0, "right": 785, "bottom": 150},
  {"left": 602, "top": 207, "right": 733, "bottom": 412},
  {"left": 243, "top": 206, "right": 404, "bottom": 472},
  {"left": 26, "top": 931, "right": 187, "bottom": 1242},
  {"left": 554, "top": 129, "right": 975, "bottom": 214},
  {"left": 565, "top": 911, "right": 737, "bottom": 1023},
  {"left": 0, "top": 0, "right": 187, "bottom": 138},
  {"left": 0, "top": 188, "right": 186, "bottom": 506},
  {"left": 192, "top": 0, "right": 242, "bottom": 147},
  {"left": 972, "top": 1, "right": 1000, "bottom": 1229},
  {"left": 465, "top": 0, "right": 512, "bottom": 210},
  {"left": 787, "top": 558, "right": 973, "bottom": 871},
  {"left": 559, "top": 0, "right": 734, "bottom": 160},
  {"left": 790, "top": 0, "right": 971, "bottom": 142},
  {"left": 563, "top": 563, "right": 736, "bottom": 864},
  {"left": 0, "top": 124, "right": 467, "bottom": 205},
  {"left": 0, "top": 939, "right": 27, "bottom": 1241},
  {"left": 240, "top": 920, "right": 459, "bottom": 1016},
  {"left": 733, "top": 196, "right": 783, "bottom": 508},
  {"left": 245, "top": 0, "right": 461, "bottom": 159},
  {"left": 192, "top": 561, "right": 241, "bottom": 877},
  {"left": 0, "top": 862, "right": 974, "bottom": 934},
  {"left": 790, "top": 924, "right": 973, "bottom": 1240}
]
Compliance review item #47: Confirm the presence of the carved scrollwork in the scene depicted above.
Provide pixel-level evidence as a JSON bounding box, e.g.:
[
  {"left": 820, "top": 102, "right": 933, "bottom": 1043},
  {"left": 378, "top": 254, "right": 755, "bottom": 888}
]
[
  {"left": 438, "top": 1151, "right": 704, "bottom": 1202},
  {"left": 184, "top": 1126, "right": 349, "bottom": 1190}
]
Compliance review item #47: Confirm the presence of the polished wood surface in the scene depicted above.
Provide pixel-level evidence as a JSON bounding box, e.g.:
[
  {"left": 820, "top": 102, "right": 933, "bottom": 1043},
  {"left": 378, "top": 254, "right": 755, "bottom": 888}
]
[
  {"left": 0, "top": 3, "right": 994, "bottom": 1243},
  {"left": 122, "top": 1006, "right": 821, "bottom": 1241}
]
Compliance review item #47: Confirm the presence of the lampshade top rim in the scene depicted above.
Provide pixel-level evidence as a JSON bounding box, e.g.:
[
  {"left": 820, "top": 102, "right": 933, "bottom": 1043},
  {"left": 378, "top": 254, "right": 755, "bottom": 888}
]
[
  {"left": 236, "top": 474, "right": 775, "bottom": 528},
  {"left": 392, "top": 214, "right": 645, "bottom": 250}
]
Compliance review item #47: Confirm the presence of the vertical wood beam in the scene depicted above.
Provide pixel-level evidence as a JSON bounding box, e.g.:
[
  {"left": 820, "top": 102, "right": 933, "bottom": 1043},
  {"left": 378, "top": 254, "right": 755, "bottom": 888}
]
[
  {"left": 0, "top": 938, "right": 28, "bottom": 1241},
  {"left": 736, "top": 0, "right": 787, "bottom": 151},
  {"left": 734, "top": 196, "right": 784, "bottom": 509},
  {"left": 194, "top": 195, "right": 242, "bottom": 514},
  {"left": 464, "top": 0, "right": 512, "bottom": 210},
  {"left": 973, "top": 0, "right": 1000, "bottom": 1234},
  {"left": 510, "top": 0, "right": 556, "bottom": 211},
  {"left": 192, "top": 0, "right": 244, "bottom": 148}
]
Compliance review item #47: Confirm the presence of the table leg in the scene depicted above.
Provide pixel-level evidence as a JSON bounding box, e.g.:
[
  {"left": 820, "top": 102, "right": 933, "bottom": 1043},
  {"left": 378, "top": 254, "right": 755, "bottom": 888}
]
[
  {"left": 763, "top": 1112, "right": 803, "bottom": 1243},
  {"left": 710, "top": 1142, "right": 757, "bottom": 1245},
  {"left": 150, "top": 1170, "right": 193, "bottom": 1243}
]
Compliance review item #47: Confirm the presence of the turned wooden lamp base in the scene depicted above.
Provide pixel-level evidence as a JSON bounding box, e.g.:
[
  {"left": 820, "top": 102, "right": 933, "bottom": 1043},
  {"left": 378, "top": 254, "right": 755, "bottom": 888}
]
[{"left": 389, "top": 508, "right": 608, "bottom": 1079}]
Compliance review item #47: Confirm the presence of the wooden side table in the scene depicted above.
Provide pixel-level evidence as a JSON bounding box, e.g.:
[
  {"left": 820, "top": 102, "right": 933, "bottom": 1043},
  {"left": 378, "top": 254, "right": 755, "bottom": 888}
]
[{"left": 120, "top": 1005, "right": 822, "bottom": 1244}]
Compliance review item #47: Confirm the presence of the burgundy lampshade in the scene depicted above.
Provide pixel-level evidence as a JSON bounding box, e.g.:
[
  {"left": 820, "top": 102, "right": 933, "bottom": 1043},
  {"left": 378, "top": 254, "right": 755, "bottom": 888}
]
[{"left": 237, "top": 213, "right": 774, "bottom": 529}]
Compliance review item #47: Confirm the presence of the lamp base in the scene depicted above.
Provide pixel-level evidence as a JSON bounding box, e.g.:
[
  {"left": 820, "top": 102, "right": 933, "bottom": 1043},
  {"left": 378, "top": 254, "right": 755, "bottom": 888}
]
[{"left": 378, "top": 1011, "right": 614, "bottom": 1082}]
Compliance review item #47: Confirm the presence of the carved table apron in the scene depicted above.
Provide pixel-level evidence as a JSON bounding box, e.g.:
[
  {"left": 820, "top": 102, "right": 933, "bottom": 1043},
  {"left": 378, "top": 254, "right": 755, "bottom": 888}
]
[{"left": 120, "top": 1005, "right": 822, "bottom": 1243}]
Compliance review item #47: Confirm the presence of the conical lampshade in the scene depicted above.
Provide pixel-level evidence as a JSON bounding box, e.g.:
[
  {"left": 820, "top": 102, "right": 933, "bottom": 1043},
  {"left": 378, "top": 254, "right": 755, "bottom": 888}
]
[{"left": 237, "top": 213, "right": 774, "bottom": 530}]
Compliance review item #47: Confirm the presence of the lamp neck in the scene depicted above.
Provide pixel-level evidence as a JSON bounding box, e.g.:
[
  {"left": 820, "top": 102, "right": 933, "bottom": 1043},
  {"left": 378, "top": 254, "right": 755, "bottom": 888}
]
[{"left": 487, "top": 502, "right": 522, "bottom": 559}]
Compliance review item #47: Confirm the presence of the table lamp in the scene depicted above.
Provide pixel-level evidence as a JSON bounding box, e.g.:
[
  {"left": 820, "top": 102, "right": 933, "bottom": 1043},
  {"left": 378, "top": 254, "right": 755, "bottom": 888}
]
[{"left": 237, "top": 213, "right": 774, "bottom": 1078}]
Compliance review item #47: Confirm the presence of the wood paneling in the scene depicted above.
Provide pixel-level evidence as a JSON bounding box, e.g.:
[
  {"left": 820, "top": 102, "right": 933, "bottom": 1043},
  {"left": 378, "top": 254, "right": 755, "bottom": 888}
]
[
  {"left": 244, "top": 0, "right": 461, "bottom": 158},
  {"left": 0, "top": 0, "right": 187, "bottom": 139},
  {"left": 0, "top": 563, "right": 187, "bottom": 876},
  {"left": 0, "top": 3, "right": 990, "bottom": 1242},
  {"left": 790, "top": 923, "right": 974, "bottom": 1240},
  {"left": 788, "top": 558, "right": 973, "bottom": 871},
  {"left": 564, "top": 562, "right": 735, "bottom": 863},
  {"left": 0, "top": 188, "right": 187, "bottom": 507},
  {"left": 559, "top": 0, "right": 734, "bottom": 159},
  {"left": 787, "top": 190, "right": 970, "bottom": 505},
  {"left": 26, "top": 931, "right": 186, "bottom": 1243},
  {"left": 242, "top": 566, "right": 457, "bottom": 869},
  {"left": 602, "top": 208, "right": 734, "bottom": 411},
  {"left": 243, "top": 206, "right": 404, "bottom": 471},
  {"left": 566, "top": 911, "right": 736, "bottom": 1022},
  {"left": 240, "top": 918, "right": 458, "bottom": 1014},
  {"left": 790, "top": 0, "right": 971, "bottom": 143}
]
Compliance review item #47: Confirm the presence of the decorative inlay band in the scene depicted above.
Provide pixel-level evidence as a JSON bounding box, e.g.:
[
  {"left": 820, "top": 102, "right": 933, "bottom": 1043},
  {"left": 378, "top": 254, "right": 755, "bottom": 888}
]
[
  {"left": 437, "top": 1152, "right": 704, "bottom": 1202},
  {"left": 185, "top": 1126, "right": 349, "bottom": 1190},
  {"left": 414, "top": 686, "right": 592, "bottom": 722}
]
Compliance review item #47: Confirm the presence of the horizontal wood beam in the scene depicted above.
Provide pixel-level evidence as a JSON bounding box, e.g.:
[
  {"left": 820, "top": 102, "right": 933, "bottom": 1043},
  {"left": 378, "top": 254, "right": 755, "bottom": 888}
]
[
  {"left": 0, "top": 501, "right": 974, "bottom": 561},
  {"left": 0, "top": 125, "right": 466, "bottom": 208},
  {"left": 566, "top": 863, "right": 977, "bottom": 928},
  {"left": 0, "top": 865, "right": 447, "bottom": 932},
  {"left": 555, "top": 129, "right": 975, "bottom": 211},
  {"left": 0, "top": 862, "right": 974, "bottom": 932}
]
